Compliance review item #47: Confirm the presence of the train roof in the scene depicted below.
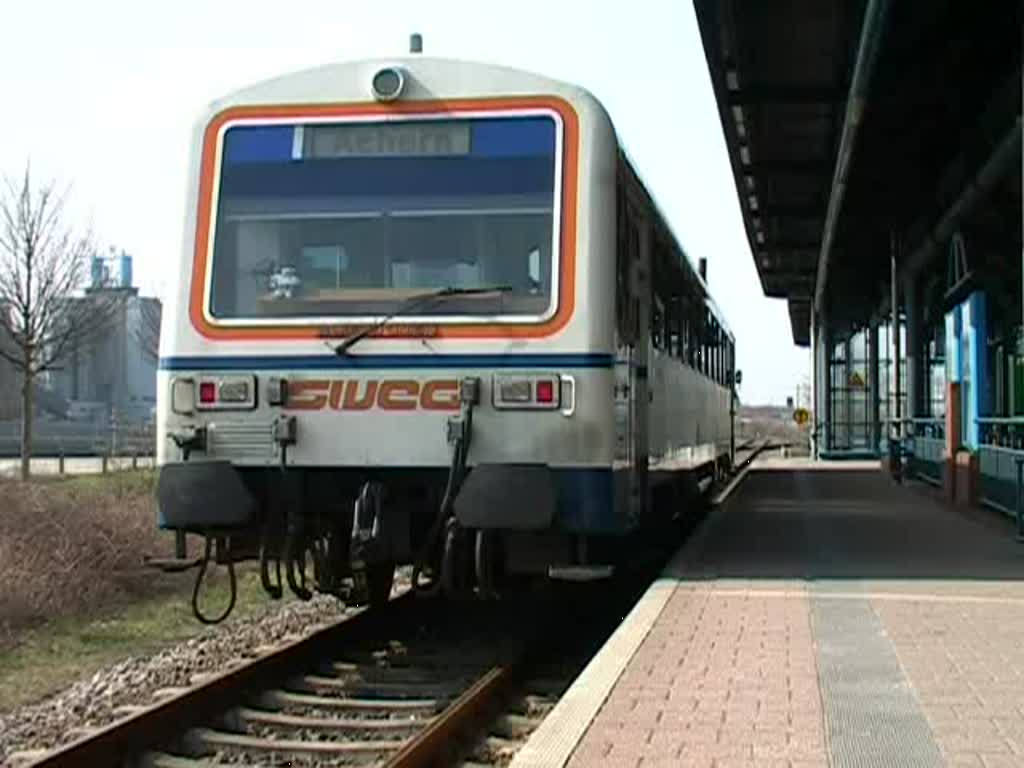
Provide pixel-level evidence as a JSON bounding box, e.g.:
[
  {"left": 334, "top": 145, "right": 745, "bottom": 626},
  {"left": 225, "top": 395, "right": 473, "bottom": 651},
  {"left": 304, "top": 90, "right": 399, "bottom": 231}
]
[
  {"left": 618, "top": 147, "right": 734, "bottom": 341},
  {"left": 204, "top": 56, "right": 590, "bottom": 113}
]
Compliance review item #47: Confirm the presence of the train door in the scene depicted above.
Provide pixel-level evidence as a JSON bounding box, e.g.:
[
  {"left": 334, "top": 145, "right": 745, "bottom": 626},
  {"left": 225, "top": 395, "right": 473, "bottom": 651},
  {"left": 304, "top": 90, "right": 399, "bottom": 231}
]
[
  {"left": 614, "top": 185, "right": 634, "bottom": 480},
  {"left": 614, "top": 183, "right": 649, "bottom": 525},
  {"left": 729, "top": 342, "right": 737, "bottom": 468},
  {"left": 632, "top": 214, "right": 651, "bottom": 520}
]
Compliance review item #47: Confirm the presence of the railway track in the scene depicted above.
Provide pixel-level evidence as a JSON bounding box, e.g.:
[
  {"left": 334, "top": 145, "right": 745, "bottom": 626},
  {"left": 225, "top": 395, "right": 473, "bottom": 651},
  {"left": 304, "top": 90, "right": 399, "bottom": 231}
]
[
  {"left": 27, "top": 575, "right": 650, "bottom": 768},
  {"left": 25, "top": 454, "right": 758, "bottom": 768}
]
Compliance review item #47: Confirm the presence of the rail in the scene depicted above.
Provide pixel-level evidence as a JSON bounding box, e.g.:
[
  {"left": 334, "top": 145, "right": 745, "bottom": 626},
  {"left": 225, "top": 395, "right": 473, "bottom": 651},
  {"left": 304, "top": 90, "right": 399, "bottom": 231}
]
[
  {"left": 26, "top": 568, "right": 661, "bottom": 768},
  {"left": 29, "top": 593, "right": 524, "bottom": 767}
]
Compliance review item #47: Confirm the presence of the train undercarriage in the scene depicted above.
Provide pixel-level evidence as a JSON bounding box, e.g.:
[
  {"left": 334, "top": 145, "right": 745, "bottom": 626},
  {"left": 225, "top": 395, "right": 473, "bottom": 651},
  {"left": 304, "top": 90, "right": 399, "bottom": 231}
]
[{"left": 157, "top": 377, "right": 725, "bottom": 623}]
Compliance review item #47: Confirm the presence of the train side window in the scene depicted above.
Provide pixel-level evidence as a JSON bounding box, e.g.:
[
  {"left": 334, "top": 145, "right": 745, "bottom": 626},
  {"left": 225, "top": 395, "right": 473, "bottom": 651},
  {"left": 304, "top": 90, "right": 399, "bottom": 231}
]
[
  {"left": 651, "top": 295, "right": 664, "bottom": 350},
  {"left": 717, "top": 326, "right": 724, "bottom": 384},
  {"left": 691, "top": 304, "right": 700, "bottom": 371},
  {"left": 614, "top": 180, "right": 637, "bottom": 345},
  {"left": 725, "top": 334, "right": 731, "bottom": 385},
  {"left": 679, "top": 307, "right": 688, "bottom": 363},
  {"left": 668, "top": 298, "right": 681, "bottom": 359},
  {"left": 722, "top": 332, "right": 729, "bottom": 385},
  {"left": 714, "top": 324, "right": 722, "bottom": 384},
  {"left": 713, "top": 317, "right": 719, "bottom": 381},
  {"left": 723, "top": 336, "right": 729, "bottom": 385},
  {"left": 688, "top": 299, "right": 698, "bottom": 368},
  {"left": 615, "top": 191, "right": 625, "bottom": 335},
  {"left": 712, "top": 332, "right": 718, "bottom": 383},
  {"left": 719, "top": 331, "right": 725, "bottom": 384},
  {"left": 702, "top": 309, "right": 712, "bottom": 378},
  {"left": 697, "top": 310, "right": 703, "bottom": 375},
  {"left": 628, "top": 220, "right": 640, "bottom": 341}
]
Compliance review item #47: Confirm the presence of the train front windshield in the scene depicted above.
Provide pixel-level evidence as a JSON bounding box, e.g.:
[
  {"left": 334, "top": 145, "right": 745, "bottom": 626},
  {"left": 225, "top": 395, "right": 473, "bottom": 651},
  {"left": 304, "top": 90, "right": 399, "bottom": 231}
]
[{"left": 207, "top": 115, "right": 560, "bottom": 322}]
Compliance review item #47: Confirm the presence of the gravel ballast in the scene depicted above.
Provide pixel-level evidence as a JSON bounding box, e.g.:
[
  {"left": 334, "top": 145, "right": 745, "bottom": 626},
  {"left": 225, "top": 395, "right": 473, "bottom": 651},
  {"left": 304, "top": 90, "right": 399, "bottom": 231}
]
[{"left": 0, "top": 593, "right": 353, "bottom": 765}]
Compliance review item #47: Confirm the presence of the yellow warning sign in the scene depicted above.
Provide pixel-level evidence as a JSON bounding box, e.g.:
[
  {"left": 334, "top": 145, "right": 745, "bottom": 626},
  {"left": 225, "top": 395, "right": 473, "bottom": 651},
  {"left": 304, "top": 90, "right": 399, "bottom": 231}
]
[
  {"left": 793, "top": 408, "right": 810, "bottom": 426},
  {"left": 849, "top": 371, "right": 865, "bottom": 388}
]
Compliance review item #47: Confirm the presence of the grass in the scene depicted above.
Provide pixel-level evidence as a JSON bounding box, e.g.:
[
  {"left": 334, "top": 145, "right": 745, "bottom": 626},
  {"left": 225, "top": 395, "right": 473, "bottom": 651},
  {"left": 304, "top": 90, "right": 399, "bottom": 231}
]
[
  {"left": 0, "top": 468, "right": 312, "bottom": 713},
  {"left": 0, "top": 566, "right": 281, "bottom": 712},
  {"left": 37, "top": 467, "right": 158, "bottom": 493}
]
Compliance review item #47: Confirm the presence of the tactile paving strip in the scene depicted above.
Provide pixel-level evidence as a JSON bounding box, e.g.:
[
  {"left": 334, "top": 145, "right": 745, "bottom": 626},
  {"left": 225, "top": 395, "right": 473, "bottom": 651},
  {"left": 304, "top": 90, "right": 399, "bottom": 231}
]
[{"left": 810, "top": 582, "right": 944, "bottom": 768}]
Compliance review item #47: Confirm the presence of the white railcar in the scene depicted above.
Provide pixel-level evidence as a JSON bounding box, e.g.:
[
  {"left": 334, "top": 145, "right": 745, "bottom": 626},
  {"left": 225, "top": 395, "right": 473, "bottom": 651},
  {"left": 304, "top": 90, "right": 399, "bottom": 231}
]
[{"left": 156, "top": 56, "right": 737, "bottom": 612}]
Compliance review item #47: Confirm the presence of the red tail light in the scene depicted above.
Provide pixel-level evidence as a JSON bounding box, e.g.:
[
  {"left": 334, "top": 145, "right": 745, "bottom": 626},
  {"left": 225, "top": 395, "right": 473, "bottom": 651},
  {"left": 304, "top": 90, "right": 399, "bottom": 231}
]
[
  {"left": 199, "top": 381, "right": 217, "bottom": 404},
  {"left": 492, "top": 374, "right": 560, "bottom": 410}
]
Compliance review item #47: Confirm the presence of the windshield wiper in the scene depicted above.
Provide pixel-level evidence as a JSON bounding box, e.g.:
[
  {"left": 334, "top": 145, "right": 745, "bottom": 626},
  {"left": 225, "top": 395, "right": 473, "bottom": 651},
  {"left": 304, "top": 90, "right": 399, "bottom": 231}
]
[{"left": 331, "top": 285, "right": 513, "bottom": 356}]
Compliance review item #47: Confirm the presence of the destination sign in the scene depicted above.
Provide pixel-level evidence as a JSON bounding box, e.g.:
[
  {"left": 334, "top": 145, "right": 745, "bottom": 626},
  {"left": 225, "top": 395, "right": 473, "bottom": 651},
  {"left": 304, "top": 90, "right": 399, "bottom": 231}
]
[{"left": 305, "top": 122, "right": 471, "bottom": 158}]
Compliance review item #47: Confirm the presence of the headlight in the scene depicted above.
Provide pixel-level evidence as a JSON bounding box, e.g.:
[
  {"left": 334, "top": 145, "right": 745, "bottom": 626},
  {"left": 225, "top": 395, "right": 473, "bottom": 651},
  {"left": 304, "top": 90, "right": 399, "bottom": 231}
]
[
  {"left": 170, "top": 377, "right": 195, "bottom": 415},
  {"left": 371, "top": 67, "right": 405, "bottom": 102},
  {"left": 218, "top": 379, "right": 251, "bottom": 403}
]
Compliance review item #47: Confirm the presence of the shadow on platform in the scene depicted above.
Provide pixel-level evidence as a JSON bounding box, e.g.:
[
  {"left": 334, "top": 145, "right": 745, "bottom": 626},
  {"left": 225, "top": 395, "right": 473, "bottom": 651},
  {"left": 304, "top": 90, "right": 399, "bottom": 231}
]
[{"left": 684, "top": 465, "right": 1024, "bottom": 581}]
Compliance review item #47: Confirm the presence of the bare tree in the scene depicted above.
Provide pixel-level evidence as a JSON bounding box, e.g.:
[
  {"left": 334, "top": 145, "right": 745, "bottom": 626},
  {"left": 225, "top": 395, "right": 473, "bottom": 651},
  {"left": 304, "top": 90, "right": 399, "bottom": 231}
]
[
  {"left": 0, "top": 166, "right": 120, "bottom": 479},
  {"left": 135, "top": 297, "right": 162, "bottom": 363}
]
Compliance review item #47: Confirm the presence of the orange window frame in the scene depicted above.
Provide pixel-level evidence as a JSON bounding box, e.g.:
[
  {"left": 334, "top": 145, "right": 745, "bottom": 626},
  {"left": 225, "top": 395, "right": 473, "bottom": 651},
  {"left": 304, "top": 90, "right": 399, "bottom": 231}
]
[{"left": 188, "top": 96, "right": 580, "bottom": 342}]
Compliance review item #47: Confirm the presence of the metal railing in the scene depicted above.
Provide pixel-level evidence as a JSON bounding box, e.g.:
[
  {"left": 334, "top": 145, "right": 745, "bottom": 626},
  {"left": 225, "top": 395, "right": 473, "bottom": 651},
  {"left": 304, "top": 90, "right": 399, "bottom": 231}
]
[
  {"left": 906, "top": 416, "right": 945, "bottom": 441},
  {"left": 977, "top": 417, "right": 1024, "bottom": 526},
  {"left": 977, "top": 416, "right": 1024, "bottom": 450},
  {"left": 0, "top": 420, "right": 155, "bottom": 460},
  {"left": 886, "top": 417, "right": 945, "bottom": 486}
]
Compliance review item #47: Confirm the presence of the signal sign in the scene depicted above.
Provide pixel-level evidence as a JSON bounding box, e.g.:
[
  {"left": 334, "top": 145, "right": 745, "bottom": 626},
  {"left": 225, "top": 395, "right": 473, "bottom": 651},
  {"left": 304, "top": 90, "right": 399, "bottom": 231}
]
[{"left": 793, "top": 408, "right": 810, "bottom": 426}]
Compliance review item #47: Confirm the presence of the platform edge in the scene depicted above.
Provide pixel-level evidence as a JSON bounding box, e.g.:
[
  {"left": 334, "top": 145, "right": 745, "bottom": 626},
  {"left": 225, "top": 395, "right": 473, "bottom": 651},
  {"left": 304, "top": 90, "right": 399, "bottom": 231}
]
[{"left": 508, "top": 575, "right": 678, "bottom": 768}]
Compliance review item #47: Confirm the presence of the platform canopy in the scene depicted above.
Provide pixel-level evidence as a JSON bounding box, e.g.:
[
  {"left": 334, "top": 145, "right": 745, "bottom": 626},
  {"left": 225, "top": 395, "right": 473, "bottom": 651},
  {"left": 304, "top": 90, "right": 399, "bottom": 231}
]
[{"left": 693, "top": 0, "right": 1022, "bottom": 345}]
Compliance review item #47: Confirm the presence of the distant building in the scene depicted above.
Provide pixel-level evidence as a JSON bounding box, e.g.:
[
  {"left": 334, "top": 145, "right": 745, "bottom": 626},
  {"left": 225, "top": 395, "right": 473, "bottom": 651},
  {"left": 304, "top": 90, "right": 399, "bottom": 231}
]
[
  {"left": 0, "top": 332, "right": 19, "bottom": 420},
  {"left": 47, "top": 253, "right": 160, "bottom": 425}
]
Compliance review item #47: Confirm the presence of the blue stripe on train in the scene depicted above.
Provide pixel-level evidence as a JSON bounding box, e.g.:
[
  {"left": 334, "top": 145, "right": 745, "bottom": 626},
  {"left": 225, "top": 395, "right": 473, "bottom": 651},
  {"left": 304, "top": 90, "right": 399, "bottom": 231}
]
[
  {"left": 159, "top": 466, "right": 631, "bottom": 535},
  {"left": 223, "top": 125, "right": 294, "bottom": 164},
  {"left": 222, "top": 117, "right": 556, "bottom": 165},
  {"left": 219, "top": 156, "right": 553, "bottom": 199},
  {"left": 555, "top": 468, "right": 630, "bottom": 535},
  {"left": 158, "top": 353, "right": 616, "bottom": 371},
  {"left": 470, "top": 118, "right": 555, "bottom": 157}
]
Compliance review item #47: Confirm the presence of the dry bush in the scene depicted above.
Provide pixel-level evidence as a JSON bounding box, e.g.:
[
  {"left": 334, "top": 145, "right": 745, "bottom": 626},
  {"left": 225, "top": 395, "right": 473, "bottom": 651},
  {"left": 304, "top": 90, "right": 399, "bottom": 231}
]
[{"left": 0, "top": 472, "right": 172, "bottom": 640}]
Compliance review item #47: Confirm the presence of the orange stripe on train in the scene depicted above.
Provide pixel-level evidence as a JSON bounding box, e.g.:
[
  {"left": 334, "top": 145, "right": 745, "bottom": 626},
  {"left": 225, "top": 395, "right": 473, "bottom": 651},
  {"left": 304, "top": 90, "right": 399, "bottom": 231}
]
[{"left": 188, "top": 97, "right": 580, "bottom": 342}]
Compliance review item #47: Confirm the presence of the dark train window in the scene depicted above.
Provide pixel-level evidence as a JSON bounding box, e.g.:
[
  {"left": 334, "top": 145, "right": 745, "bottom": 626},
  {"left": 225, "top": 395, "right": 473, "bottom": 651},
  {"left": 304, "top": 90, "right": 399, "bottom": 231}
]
[
  {"left": 615, "top": 181, "right": 630, "bottom": 342},
  {"left": 668, "top": 298, "right": 682, "bottom": 359},
  {"left": 651, "top": 296, "right": 664, "bottom": 350}
]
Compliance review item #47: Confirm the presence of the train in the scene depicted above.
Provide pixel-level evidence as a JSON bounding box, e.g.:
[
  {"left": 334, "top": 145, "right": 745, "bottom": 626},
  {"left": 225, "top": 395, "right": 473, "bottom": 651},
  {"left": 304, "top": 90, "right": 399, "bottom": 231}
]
[{"left": 155, "top": 53, "right": 738, "bottom": 619}]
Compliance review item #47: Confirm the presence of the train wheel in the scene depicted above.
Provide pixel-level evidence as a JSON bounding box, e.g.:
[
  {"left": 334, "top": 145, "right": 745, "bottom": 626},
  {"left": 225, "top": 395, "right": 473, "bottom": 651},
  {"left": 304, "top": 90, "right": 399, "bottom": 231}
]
[{"left": 366, "top": 563, "right": 396, "bottom": 608}]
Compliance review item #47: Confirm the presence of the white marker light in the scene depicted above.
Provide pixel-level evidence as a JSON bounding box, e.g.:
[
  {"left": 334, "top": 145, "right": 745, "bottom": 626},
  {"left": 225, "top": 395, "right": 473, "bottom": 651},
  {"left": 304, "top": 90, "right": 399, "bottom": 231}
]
[
  {"left": 371, "top": 67, "right": 405, "bottom": 102},
  {"left": 170, "top": 377, "right": 195, "bottom": 415}
]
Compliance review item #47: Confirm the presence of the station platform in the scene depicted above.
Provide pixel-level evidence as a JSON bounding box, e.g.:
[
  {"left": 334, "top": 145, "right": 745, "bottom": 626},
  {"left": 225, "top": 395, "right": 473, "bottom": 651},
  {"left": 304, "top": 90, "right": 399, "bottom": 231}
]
[{"left": 512, "top": 459, "right": 1024, "bottom": 768}]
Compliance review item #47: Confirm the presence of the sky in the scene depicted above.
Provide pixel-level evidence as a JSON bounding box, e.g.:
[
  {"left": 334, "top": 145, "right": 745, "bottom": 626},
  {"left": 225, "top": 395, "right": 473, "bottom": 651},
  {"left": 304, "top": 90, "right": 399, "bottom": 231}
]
[{"left": 0, "top": 0, "right": 809, "bottom": 405}]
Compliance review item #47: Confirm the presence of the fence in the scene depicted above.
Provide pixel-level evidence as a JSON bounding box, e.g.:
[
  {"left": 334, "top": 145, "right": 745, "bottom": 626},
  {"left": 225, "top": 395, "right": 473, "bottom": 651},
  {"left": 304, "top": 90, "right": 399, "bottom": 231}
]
[
  {"left": 904, "top": 417, "right": 945, "bottom": 487},
  {"left": 977, "top": 417, "right": 1024, "bottom": 519},
  {"left": 0, "top": 420, "right": 156, "bottom": 459}
]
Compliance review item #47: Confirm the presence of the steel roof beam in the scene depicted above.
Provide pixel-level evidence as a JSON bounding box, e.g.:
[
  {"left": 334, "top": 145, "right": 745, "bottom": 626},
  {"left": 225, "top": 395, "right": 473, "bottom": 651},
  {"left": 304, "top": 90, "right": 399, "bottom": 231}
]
[
  {"left": 726, "top": 85, "right": 844, "bottom": 105},
  {"left": 813, "top": 0, "right": 893, "bottom": 315},
  {"left": 761, "top": 204, "right": 826, "bottom": 217},
  {"left": 885, "top": 116, "right": 1022, "bottom": 315}
]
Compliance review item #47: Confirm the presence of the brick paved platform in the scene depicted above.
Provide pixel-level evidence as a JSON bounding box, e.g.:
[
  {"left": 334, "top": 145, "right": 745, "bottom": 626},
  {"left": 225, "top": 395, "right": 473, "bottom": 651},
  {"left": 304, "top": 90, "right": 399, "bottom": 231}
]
[{"left": 512, "top": 460, "right": 1024, "bottom": 768}]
